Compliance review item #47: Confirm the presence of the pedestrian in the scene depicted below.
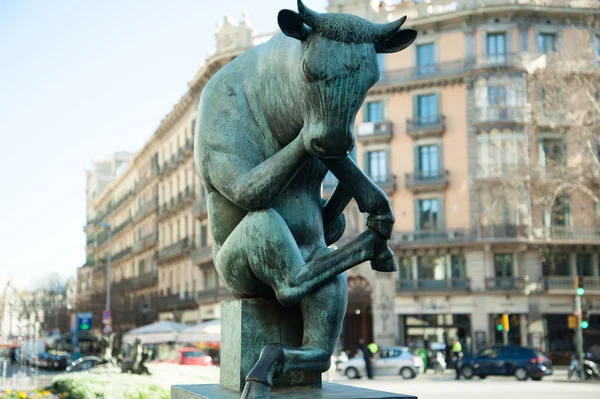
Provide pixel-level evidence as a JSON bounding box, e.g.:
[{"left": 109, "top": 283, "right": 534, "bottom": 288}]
[
  {"left": 358, "top": 338, "right": 374, "bottom": 379},
  {"left": 451, "top": 338, "right": 463, "bottom": 380}
]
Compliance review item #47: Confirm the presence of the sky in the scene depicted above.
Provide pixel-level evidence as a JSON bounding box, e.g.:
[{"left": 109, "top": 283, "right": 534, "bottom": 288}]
[{"left": 0, "top": 0, "right": 327, "bottom": 286}]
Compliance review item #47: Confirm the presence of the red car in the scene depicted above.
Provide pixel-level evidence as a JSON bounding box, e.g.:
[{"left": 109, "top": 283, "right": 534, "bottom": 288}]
[{"left": 175, "top": 347, "right": 214, "bottom": 366}]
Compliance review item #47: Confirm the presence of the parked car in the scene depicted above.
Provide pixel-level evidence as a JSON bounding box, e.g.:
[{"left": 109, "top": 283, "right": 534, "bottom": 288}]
[
  {"left": 459, "top": 345, "right": 553, "bottom": 381},
  {"left": 336, "top": 346, "right": 424, "bottom": 379},
  {"left": 158, "top": 348, "right": 214, "bottom": 366}
]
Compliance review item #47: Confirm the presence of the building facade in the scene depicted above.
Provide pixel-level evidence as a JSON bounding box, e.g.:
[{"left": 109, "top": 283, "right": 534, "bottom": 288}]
[{"left": 78, "top": 0, "right": 600, "bottom": 360}]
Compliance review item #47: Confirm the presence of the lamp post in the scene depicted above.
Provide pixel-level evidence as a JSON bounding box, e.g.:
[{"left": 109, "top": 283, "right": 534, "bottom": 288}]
[{"left": 95, "top": 222, "right": 112, "bottom": 333}]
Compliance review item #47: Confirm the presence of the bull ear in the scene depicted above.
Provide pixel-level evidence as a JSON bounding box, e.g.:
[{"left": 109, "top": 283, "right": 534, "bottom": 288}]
[
  {"left": 278, "top": 9, "right": 310, "bottom": 41},
  {"left": 375, "top": 29, "right": 417, "bottom": 54}
]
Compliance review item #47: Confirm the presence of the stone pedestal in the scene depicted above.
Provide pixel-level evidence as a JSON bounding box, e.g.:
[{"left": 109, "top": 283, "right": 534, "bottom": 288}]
[
  {"left": 219, "top": 299, "right": 321, "bottom": 392},
  {"left": 172, "top": 382, "right": 417, "bottom": 399}
]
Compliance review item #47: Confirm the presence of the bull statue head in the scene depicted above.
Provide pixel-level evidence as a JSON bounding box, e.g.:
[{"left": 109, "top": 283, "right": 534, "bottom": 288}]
[{"left": 277, "top": 0, "right": 417, "bottom": 158}]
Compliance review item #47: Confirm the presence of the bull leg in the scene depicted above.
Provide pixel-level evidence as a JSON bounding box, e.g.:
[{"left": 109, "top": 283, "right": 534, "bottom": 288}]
[
  {"left": 242, "top": 272, "right": 347, "bottom": 398},
  {"left": 217, "top": 208, "right": 382, "bottom": 309}
]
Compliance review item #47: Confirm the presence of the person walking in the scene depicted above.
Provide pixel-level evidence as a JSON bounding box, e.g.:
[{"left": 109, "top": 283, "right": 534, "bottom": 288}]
[
  {"left": 358, "top": 338, "right": 374, "bottom": 379},
  {"left": 451, "top": 338, "right": 463, "bottom": 380}
]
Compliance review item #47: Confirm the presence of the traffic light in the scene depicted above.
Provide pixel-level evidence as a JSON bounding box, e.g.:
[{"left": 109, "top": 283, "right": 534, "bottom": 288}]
[
  {"left": 496, "top": 320, "right": 503, "bottom": 331},
  {"left": 568, "top": 315, "right": 577, "bottom": 329},
  {"left": 501, "top": 314, "right": 510, "bottom": 331},
  {"left": 576, "top": 276, "right": 585, "bottom": 296},
  {"left": 581, "top": 310, "right": 590, "bottom": 329}
]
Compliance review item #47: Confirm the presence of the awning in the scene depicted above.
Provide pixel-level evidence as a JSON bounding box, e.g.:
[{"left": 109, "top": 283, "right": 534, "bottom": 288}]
[
  {"left": 177, "top": 319, "right": 221, "bottom": 343},
  {"left": 123, "top": 320, "right": 187, "bottom": 344}
]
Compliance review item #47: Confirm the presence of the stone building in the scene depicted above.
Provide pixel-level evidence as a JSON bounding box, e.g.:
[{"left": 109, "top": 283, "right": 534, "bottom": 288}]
[{"left": 79, "top": 0, "right": 600, "bottom": 360}]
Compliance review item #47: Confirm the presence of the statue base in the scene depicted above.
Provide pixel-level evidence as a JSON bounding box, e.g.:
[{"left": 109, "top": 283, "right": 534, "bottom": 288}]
[
  {"left": 172, "top": 383, "right": 417, "bottom": 399},
  {"left": 219, "top": 298, "right": 321, "bottom": 392}
]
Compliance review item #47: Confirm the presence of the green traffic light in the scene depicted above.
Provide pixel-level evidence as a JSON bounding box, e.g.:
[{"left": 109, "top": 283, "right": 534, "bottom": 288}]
[
  {"left": 497, "top": 324, "right": 503, "bottom": 331},
  {"left": 577, "top": 287, "right": 585, "bottom": 296},
  {"left": 581, "top": 321, "right": 589, "bottom": 329},
  {"left": 80, "top": 323, "right": 89, "bottom": 330}
]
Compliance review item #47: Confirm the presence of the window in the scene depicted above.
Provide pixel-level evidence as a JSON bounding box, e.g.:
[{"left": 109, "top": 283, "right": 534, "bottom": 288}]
[
  {"left": 192, "top": 119, "right": 196, "bottom": 135},
  {"left": 398, "top": 257, "right": 412, "bottom": 280},
  {"left": 364, "top": 101, "right": 383, "bottom": 122},
  {"left": 416, "top": 94, "right": 438, "bottom": 124},
  {"left": 538, "top": 137, "right": 566, "bottom": 167},
  {"left": 176, "top": 220, "right": 180, "bottom": 241},
  {"left": 451, "top": 255, "right": 466, "bottom": 279},
  {"left": 550, "top": 195, "right": 570, "bottom": 227},
  {"left": 201, "top": 225, "right": 208, "bottom": 248},
  {"left": 477, "top": 132, "right": 527, "bottom": 177},
  {"left": 417, "top": 255, "right": 446, "bottom": 280},
  {"left": 542, "top": 253, "right": 569, "bottom": 276},
  {"left": 537, "top": 32, "right": 556, "bottom": 54},
  {"left": 493, "top": 254, "right": 514, "bottom": 278},
  {"left": 366, "top": 150, "right": 388, "bottom": 183},
  {"left": 576, "top": 254, "right": 592, "bottom": 276},
  {"left": 416, "top": 43, "right": 435, "bottom": 75},
  {"left": 138, "top": 261, "right": 145, "bottom": 276},
  {"left": 203, "top": 269, "right": 218, "bottom": 290},
  {"left": 416, "top": 145, "right": 440, "bottom": 178},
  {"left": 417, "top": 199, "right": 440, "bottom": 231},
  {"left": 487, "top": 33, "right": 506, "bottom": 64},
  {"left": 595, "top": 34, "right": 600, "bottom": 67},
  {"left": 519, "top": 29, "right": 528, "bottom": 52},
  {"left": 183, "top": 216, "right": 188, "bottom": 237},
  {"left": 488, "top": 85, "right": 507, "bottom": 107}
]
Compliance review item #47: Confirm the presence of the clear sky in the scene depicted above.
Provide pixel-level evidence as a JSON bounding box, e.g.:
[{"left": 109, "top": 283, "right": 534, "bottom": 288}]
[{"left": 0, "top": 0, "right": 327, "bottom": 285}]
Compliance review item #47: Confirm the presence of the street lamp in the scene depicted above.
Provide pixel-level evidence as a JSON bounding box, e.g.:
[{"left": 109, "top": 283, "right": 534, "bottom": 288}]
[{"left": 95, "top": 222, "right": 112, "bottom": 333}]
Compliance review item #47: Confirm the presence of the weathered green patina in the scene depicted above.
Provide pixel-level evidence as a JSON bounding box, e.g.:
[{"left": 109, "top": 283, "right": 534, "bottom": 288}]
[{"left": 194, "top": 1, "right": 416, "bottom": 397}]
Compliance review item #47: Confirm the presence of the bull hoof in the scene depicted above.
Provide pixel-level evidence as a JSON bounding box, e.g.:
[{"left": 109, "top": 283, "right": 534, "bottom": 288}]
[
  {"left": 241, "top": 381, "right": 272, "bottom": 399},
  {"left": 371, "top": 256, "right": 396, "bottom": 273}
]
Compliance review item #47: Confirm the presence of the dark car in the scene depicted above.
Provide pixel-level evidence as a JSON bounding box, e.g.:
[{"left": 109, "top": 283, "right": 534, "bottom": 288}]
[{"left": 459, "top": 345, "right": 553, "bottom": 381}]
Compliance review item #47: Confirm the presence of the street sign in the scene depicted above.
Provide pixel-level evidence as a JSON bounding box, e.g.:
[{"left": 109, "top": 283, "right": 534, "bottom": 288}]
[
  {"left": 102, "top": 309, "right": 112, "bottom": 322},
  {"left": 77, "top": 312, "right": 93, "bottom": 331},
  {"left": 103, "top": 325, "right": 113, "bottom": 334}
]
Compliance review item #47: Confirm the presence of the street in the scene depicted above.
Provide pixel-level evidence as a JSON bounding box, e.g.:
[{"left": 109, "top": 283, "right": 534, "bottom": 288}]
[{"left": 329, "top": 369, "right": 600, "bottom": 399}]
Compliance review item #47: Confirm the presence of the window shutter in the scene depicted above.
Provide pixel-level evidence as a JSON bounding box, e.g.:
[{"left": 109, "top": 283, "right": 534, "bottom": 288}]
[
  {"left": 435, "top": 92, "right": 441, "bottom": 119},
  {"left": 362, "top": 151, "right": 370, "bottom": 176},
  {"left": 385, "top": 147, "right": 391, "bottom": 182},
  {"left": 414, "top": 199, "right": 421, "bottom": 230},
  {"left": 437, "top": 143, "right": 444, "bottom": 177},
  {"left": 438, "top": 197, "right": 446, "bottom": 231},
  {"left": 413, "top": 95, "right": 419, "bottom": 120},
  {"left": 413, "top": 145, "right": 420, "bottom": 172},
  {"left": 362, "top": 103, "right": 368, "bottom": 123}
]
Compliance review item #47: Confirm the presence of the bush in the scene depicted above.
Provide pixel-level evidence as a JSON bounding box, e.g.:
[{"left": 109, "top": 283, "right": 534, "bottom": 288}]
[{"left": 51, "top": 369, "right": 169, "bottom": 399}]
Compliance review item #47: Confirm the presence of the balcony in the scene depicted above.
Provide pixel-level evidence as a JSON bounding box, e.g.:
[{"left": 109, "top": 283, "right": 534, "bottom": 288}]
[
  {"left": 377, "top": 59, "right": 466, "bottom": 89},
  {"left": 397, "top": 278, "right": 470, "bottom": 294},
  {"left": 472, "top": 53, "right": 528, "bottom": 70},
  {"left": 158, "top": 237, "right": 193, "bottom": 263},
  {"left": 405, "top": 170, "right": 449, "bottom": 193},
  {"left": 540, "top": 276, "right": 600, "bottom": 294},
  {"left": 371, "top": 175, "right": 396, "bottom": 195},
  {"left": 134, "top": 197, "right": 159, "bottom": 222},
  {"left": 406, "top": 116, "right": 446, "bottom": 139},
  {"left": 192, "top": 245, "right": 213, "bottom": 267},
  {"left": 133, "top": 233, "right": 158, "bottom": 254},
  {"left": 155, "top": 292, "right": 198, "bottom": 312},
  {"left": 356, "top": 121, "right": 393, "bottom": 143},
  {"left": 192, "top": 197, "right": 208, "bottom": 220},
  {"left": 473, "top": 106, "right": 529, "bottom": 126},
  {"left": 112, "top": 217, "right": 133, "bottom": 237},
  {"left": 393, "top": 229, "right": 470, "bottom": 245},
  {"left": 475, "top": 224, "right": 530, "bottom": 241},
  {"left": 540, "top": 226, "right": 600, "bottom": 242},
  {"left": 485, "top": 277, "right": 530, "bottom": 293},
  {"left": 131, "top": 271, "right": 158, "bottom": 291},
  {"left": 112, "top": 246, "right": 133, "bottom": 263},
  {"left": 195, "top": 286, "right": 234, "bottom": 305}
]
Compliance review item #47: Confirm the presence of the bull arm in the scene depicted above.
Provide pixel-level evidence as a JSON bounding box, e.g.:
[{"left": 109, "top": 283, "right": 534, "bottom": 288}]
[
  {"left": 322, "top": 155, "right": 394, "bottom": 238},
  {"left": 205, "top": 134, "right": 310, "bottom": 211}
]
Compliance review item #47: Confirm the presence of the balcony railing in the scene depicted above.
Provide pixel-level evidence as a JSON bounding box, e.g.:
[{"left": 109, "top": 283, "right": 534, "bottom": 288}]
[
  {"left": 133, "top": 233, "right": 158, "bottom": 253},
  {"left": 397, "top": 278, "right": 470, "bottom": 292},
  {"left": 378, "top": 59, "right": 467, "bottom": 87},
  {"left": 356, "top": 121, "right": 393, "bottom": 142},
  {"left": 405, "top": 170, "right": 449, "bottom": 193},
  {"left": 112, "top": 246, "right": 133, "bottom": 263},
  {"left": 544, "top": 226, "right": 600, "bottom": 241},
  {"left": 192, "top": 245, "right": 213, "bottom": 266},
  {"left": 485, "top": 277, "right": 529, "bottom": 292},
  {"left": 135, "top": 197, "right": 159, "bottom": 221},
  {"left": 195, "top": 286, "right": 234, "bottom": 305},
  {"left": 474, "top": 106, "right": 529, "bottom": 124},
  {"left": 406, "top": 116, "right": 446, "bottom": 139},
  {"left": 112, "top": 217, "right": 133, "bottom": 237},
  {"left": 541, "top": 276, "right": 600, "bottom": 293},
  {"left": 393, "top": 229, "right": 470, "bottom": 244},
  {"left": 476, "top": 224, "right": 530, "bottom": 240},
  {"left": 370, "top": 175, "right": 396, "bottom": 194},
  {"left": 158, "top": 237, "right": 193, "bottom": 262},
  {"left": 155, "top": 292, "right": 198, "bottom": 312},
  {"left": 131, "top": 271, "right": 158, "bottom": 291}
]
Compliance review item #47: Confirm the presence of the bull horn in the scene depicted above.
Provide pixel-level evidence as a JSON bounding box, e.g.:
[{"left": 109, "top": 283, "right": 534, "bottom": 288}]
[
  {"left": 297, "top": 0, "right": 322, "bottom": 28},
  {"left": 372, "top": 15, "right": 407, "bottom": 41}
]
